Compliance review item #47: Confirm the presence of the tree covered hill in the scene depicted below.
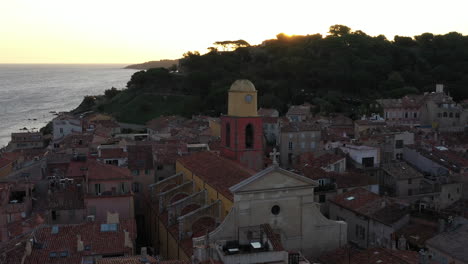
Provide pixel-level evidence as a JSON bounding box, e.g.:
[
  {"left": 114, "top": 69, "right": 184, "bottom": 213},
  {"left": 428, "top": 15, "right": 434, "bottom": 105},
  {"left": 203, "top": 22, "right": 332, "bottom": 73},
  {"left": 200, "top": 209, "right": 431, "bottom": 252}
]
[{"left": 76, "top": 25, "right": 468, "bottom": 123}]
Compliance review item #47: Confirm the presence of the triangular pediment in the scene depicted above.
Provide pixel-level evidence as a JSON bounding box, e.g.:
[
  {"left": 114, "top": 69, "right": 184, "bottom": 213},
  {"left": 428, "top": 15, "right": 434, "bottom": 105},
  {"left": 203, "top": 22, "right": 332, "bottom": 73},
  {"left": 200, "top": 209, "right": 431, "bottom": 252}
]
[{"left": 229, "top": 166, "right": 318, "bottom": 193}]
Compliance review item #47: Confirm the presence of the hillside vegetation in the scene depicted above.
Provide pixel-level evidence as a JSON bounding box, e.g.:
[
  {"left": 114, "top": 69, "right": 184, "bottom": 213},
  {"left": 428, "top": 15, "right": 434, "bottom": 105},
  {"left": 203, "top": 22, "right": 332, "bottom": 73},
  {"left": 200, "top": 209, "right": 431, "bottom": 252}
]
[{"left": 75, "top": 25, "right": 468, "bottom": 123}]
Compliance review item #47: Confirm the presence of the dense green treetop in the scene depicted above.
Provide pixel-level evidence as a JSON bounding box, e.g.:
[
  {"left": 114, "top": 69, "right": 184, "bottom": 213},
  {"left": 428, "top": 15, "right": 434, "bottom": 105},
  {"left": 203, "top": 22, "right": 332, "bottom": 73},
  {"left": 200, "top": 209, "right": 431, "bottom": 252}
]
[{"left": 105, "top": 25, "right": 468, "bottom": 121}]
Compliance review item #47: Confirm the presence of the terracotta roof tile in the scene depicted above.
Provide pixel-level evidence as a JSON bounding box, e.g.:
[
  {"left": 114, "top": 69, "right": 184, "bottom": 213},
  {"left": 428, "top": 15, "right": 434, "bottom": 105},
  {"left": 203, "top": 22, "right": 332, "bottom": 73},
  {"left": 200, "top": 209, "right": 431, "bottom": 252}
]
[
  {"left": 24, "top": 219, "right": 136, "bottom": 264},
  {"left": 127, "top": 145, "right": 154, "bottom": 170},
  {"left": 96, "top": 255, "right": 158, "bottom": 264},
  {"left": 318, "top": 247, "right": 418, "bottom": 264},
  {"left": 99, "top": 148, "right": 127, "bottom": 159},
  {"left": 177, "top": 152, "right": 254, "bottom": 201}
]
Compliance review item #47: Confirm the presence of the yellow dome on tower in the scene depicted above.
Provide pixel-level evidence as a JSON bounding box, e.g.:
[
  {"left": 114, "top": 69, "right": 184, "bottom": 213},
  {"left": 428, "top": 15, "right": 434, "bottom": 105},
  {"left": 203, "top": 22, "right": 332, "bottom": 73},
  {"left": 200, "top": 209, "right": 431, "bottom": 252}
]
[
  {"left": 227, "top": 79, "right": 258, "bottom": 117},
  {"left": 229, "top": 79, "right": 256, "bottom": 92}
]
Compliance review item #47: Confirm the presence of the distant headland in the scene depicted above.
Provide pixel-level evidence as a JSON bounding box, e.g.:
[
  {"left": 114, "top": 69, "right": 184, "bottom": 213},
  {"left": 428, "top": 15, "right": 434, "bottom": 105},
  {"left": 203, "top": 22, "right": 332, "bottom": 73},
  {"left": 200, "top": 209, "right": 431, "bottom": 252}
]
[{"left": 124, "top": 59, "right": 179, "bottom": 70}]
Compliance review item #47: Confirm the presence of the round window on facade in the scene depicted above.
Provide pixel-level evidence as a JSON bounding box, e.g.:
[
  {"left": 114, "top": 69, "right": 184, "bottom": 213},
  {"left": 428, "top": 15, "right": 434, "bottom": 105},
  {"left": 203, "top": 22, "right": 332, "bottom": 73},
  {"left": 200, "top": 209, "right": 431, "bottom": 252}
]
[{"left": 271, "top": 205, "right": 280, "bottom": 215}]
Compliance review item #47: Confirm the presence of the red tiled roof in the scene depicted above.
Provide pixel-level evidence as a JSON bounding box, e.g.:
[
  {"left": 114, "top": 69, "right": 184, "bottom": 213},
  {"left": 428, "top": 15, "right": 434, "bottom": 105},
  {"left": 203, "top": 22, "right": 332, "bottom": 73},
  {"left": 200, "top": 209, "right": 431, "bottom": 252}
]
[
  {"left": 99, "top": 148, "right": 127, "bottom": 159},
  {"left": 67, "top": 159, "right": 132, "bottom": 181},
  {"left": 0, "top": 157, "right": 12, "bottom": 168},
  {"left": 177, "top": 152, "right": 254, "bottom": 201},
  {"left": 60, "top": 133, "right": 93, "bottom": 148},
  {"left": 296, "top": 152, "right": 345, "bottom": 170},
  {"left": 330, "top": 188, "right": 408, "bottom": 225},
  {"left": 127, "top": 145, "right": 154, "bottom": 170},
  {"left": 96, "top": 255, "right": 158, "bottom": 264},
  {"left": 258, "top": 108, "right": 278, "bottom": 117},
  {"left": 24, "top": 219, "right": 136, "bottom": 264},
  {"left": 330, "top": 188, "right": 381, "bottom": 212},
  {"left": 318, "top": 247, "right": 418, "bottom": 264}
]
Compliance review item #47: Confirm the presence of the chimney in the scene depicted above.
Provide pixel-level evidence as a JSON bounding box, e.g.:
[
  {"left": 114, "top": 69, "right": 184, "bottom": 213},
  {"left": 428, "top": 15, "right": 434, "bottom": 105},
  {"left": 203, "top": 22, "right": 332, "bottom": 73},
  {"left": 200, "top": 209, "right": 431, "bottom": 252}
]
[
  {"left": 77, "top": 234, "right": 84, "bottom": 252},
  {"left": 438, "top": 218, "right": 446, "bottom": 233},
  {"left": 106, "top": 211, "right": 119, "bottom": 224},
  {"left": 124, "top": 230, "right": 133, "bottom": 249},
  {"left": 419, "top": 249, "right": 428, "bottom": 264},
  {"left": 25, "top": 239, "right": 32, "bottom": 256},
  {"left": 436, "top": 84, "right": 444, "bottom": 93}
]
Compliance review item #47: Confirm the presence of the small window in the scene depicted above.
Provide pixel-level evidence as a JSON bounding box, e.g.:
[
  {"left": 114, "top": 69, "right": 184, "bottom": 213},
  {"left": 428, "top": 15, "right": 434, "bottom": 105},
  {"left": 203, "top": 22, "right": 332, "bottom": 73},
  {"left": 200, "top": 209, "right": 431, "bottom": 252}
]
[
  {"left": 288, "top": 141, "right": 293, "bottom": 150},
  {"left": 443, "top": 112, "right": 448, "bottom": 117},
  {"left": 59, "top": 251, "right": 68, "bottom": 258},
  {"left": 49, "top": 252, "right": 58, "bottom": 258},
  {"left": 132, "top": 182, "right": 140, "bottom": 193},
  {"left": 395, "top": 140, "right": 404, "bottom": 149},
  {"left": 408, "top": 189, "right": 413, "bottom": 196},
  {"left": 449, "top": 112, "right": 453, "bottom": 118},
  {"left": 245, "top": 124, "right": 254, "bottom": 149},
  {"left": 319, "top": 194, "right": 326, "bottom": 203},
  {"left": 271, "top": 205, "right": 280, "bottom": 215},
  {"left": 145, "top": 169, "right": 150, "bottom": 175},
  {"left": 408, "top": 179, "right": 412, "bottom": 184},
  {"left": 157, "top": 165, "right": 163, "bottom": 171}
]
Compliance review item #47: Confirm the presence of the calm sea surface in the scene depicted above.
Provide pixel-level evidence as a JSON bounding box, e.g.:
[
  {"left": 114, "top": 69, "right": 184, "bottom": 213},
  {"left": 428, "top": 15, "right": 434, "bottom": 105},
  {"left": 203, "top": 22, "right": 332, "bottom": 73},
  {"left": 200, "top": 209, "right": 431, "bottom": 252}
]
[{"left": 0, "top": 64, "right": 138, "bottom": 147}]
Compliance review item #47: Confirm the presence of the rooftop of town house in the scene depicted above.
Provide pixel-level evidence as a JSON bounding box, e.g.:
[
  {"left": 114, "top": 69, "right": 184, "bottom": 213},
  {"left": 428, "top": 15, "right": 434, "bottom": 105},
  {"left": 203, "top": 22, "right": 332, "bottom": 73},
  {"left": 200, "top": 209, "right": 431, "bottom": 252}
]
[
  {"left": 11, "top": 132, "right": 43, "bottom": 142},
  {"left": 258, "top": 108, "right": 278, "bottom": 117},
  {"left": 330, "top": 188, "right": 409, "bottom": 226},
  {"left": 127, "top": 144, "right": 154, "bottom": 170},
  {"left": 22, "top": 219, "right": 136, "bottom": 264},
  {"left": 99, "top": 147, "right": 127, "bottom": 159},
  {"left": 66, "top": 159, "right": 132, "bottom": 181},
  {"left": 382, "top": 162, "right": 424, "bottom": 180},
  {"left": 296, "top": 152, "right": 346, "bottom": 171},
  {"left": 286, "top": 103, "right": 312, "bottom": 116},
  {"left": 318, "top": 247, "right": 419, "bottom": 264},
  {"left": 177, "top": 151, "right": 255, "bottom": 201},
  {"left": 425, "top": 217, "right": 468, "bottom": 263}
]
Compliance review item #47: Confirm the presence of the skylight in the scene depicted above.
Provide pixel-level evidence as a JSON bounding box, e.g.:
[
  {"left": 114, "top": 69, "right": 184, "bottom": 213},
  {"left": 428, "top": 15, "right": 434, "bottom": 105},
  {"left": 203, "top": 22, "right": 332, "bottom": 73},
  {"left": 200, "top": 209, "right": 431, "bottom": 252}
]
[
  {"left": 51, "top": 226, "right": 59, "bottom": 234},
  {"left": 250, "top": 242, "right": 262, "bottom": 249},
  {"left": 100, "top": 223, "right": 118, "bottom": 232},
  {"left": 346, "top": 196, "right": 355, "bottom": 201}
]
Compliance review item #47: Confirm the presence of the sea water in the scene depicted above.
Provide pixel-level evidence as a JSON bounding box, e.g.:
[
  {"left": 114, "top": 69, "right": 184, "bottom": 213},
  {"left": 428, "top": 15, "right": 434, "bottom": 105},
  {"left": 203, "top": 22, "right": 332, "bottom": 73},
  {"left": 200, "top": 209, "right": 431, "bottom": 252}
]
[{"left": 0, "top": 64, "right": 138, "bottom": 147}]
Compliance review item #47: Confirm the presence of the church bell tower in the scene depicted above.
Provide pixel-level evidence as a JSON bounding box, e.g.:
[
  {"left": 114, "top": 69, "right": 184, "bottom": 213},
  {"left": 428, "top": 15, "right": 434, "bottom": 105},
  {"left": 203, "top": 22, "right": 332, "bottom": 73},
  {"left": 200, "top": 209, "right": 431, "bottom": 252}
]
[{"left": 221, "top": 80, "right": 263, "bottom": 171}]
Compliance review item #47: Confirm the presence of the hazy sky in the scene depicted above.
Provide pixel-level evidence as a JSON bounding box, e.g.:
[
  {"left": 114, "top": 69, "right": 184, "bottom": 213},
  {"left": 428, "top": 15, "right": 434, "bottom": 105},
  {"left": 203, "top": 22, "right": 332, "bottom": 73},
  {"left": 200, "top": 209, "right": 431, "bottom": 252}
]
[{"left": 1, "top": 0, "right": 467, "bottom": 64}]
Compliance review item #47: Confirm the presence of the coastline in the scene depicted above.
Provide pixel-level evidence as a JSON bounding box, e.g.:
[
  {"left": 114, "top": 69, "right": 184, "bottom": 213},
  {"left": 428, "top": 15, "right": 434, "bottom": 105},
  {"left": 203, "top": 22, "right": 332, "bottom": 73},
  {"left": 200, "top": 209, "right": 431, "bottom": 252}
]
[{"left": 0, "top": 64, "right": 137, "bottom": 147}]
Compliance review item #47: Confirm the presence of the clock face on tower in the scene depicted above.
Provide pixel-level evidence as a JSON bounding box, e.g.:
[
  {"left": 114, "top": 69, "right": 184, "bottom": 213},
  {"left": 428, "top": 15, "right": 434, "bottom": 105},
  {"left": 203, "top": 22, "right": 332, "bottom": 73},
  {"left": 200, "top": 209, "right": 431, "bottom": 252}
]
[{"left": 245, "top": 94, "right": 253, "bottom": 103}]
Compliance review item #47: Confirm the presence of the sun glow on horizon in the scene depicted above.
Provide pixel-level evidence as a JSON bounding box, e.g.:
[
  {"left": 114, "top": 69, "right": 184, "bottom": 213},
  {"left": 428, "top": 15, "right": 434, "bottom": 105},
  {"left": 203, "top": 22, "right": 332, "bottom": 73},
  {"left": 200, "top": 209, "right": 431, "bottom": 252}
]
[{"left": 1, "top": 0, "right": 467, "bottom": 63}]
